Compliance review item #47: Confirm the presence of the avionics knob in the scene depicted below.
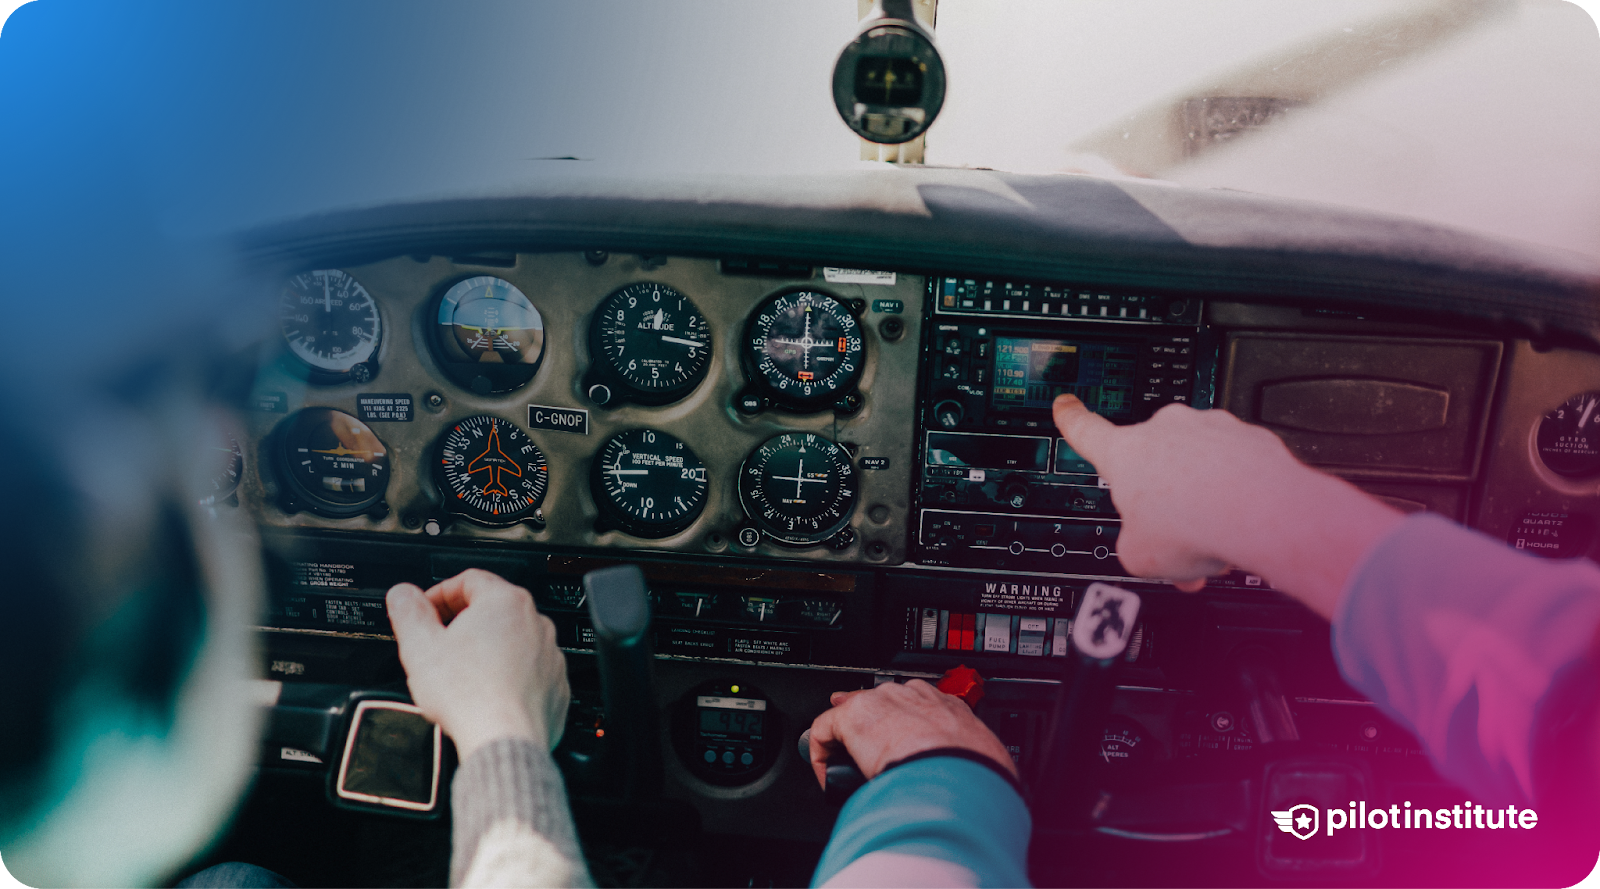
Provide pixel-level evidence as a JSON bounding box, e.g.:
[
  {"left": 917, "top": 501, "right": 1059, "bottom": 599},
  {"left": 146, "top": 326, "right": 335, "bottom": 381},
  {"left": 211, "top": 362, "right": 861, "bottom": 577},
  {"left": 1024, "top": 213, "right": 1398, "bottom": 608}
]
[
  {"left": 1001, "top": 480, "right": 1029, "bottom": 510},
  {"left": 933, "top": 399, "right": 964, "bottom": 428}
]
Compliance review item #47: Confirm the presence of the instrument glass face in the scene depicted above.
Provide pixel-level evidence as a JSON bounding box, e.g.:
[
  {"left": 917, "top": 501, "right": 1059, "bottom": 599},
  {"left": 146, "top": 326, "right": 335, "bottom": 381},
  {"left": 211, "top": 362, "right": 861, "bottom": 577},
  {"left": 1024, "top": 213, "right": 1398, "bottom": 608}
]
[
  {"left": 435, "top": 415, "right": 549, "bottom": 524},
  {"left": 279, "top": 269, "right": 381, "bottom": 376},
  {"left": 737, "top": 432, "right": 857, "bottom": 545},
  {"left": 592, "top": 428, "right": 708, "bottom": 538},
  {"left": 1537, "top": 393, "right": 1600, "bottom": 477},
  {"left": 432, "top": 276, "right": 545, "bottom": 393},
  {"left": 592, "top": 282, "right": 712, "bottom": 403},
  {"left": 279, "top": 408, "right": 390, "bottom": 513},
  {"left": 744, "top": 291, "right": 864, "bottom": 409}
]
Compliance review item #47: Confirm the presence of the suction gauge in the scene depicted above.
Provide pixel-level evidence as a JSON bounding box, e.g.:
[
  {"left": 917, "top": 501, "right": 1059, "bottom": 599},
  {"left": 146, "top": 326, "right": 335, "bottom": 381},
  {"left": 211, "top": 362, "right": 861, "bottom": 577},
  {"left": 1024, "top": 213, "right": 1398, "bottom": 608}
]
[
  {"left": 434, "top": 415, "right": 549, "bottom": 526},
  {"left": 591, "top": 428, "right": 708, "bottom": 538},
  {"left": 738, "top": 432, "right": 857, "bottom": 546},
  {"left": 1538, "top": 393, "right": 1600, "bottom": 477}
]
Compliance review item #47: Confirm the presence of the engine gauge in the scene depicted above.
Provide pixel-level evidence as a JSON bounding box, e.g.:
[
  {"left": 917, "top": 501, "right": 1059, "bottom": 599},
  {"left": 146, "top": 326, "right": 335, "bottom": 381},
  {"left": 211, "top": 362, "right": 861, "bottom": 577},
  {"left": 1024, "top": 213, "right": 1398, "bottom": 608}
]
[
  {"left": 275, "top": 408, "right": 390, "bottom": 518},
  {"left": 434, "top": 415, "right": 549, "bottom": 525},
  {"left": 278, "top": 270, "right": 381, "bottom": 382},
  {"left": 587, "top": 282, "right": 712, "bottom": 407},
  {"left": 431, "top": 276, "right": 545, "bottom": 394},
  {"left": 200, "top": 433, "right": 244, "bottom": 508},
  {"left": 742, "top": 290, "right": 864, "bottom": 411},
  {"left": 591, "top": 428, "right": 708, "bottom": 538},
  {"left": 781, "top": 597, "right": 843, "bottom": 627},
  {"left": 1537, "top": 393, "right": 1600, "bottom": 477},
  {"left": 737, "top": 432, "right": 858, "bottom": 546},
  {"left": 1097, "top": 717, "right": 1150, "bottom": 767}
]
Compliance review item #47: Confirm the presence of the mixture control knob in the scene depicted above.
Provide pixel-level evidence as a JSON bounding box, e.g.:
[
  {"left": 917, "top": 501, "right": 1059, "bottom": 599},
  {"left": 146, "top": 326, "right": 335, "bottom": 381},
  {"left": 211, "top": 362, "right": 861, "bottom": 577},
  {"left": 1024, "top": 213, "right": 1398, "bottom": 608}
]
[
  {"left": 1001, "top": 480, "right": 1029, "bottom": 510},
  {"left": 934, "top": 399, "right": 964, "bottom": 428}
]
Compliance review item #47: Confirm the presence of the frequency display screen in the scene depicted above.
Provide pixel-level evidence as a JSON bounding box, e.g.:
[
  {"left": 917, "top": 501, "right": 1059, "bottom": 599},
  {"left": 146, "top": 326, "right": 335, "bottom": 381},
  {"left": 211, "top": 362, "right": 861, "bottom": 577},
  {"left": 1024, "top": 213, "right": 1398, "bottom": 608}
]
[
  {"left": 699, "top": 709, "right": 765, "bottom": 736},
  {"left": 992, "top": 338, "right": 1137, "bottom": 419}
]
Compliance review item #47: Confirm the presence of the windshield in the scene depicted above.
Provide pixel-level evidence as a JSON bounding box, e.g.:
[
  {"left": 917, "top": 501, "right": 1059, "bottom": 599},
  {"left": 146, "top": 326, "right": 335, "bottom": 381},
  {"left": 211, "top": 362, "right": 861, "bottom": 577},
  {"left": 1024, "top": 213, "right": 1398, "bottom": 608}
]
[{"left": 2, "top": 0, "right": 1596, "bottom": 260}]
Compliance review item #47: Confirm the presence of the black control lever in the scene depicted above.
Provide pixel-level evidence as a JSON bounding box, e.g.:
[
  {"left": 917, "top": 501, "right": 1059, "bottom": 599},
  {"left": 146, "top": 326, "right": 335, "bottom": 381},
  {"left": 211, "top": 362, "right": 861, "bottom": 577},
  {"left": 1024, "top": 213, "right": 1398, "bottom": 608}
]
[
  {"left": 796, "top": 729, "right": 869, "bottom": 807},
  {"left": 582, "top": 564, "right": 662, "bottom": 800},
  {"left": 1232, "top": 645, "right": 1299, "bottom": 744},
  {"left": 1034, "top": 583, "right": 1142, "bottom": 826}
]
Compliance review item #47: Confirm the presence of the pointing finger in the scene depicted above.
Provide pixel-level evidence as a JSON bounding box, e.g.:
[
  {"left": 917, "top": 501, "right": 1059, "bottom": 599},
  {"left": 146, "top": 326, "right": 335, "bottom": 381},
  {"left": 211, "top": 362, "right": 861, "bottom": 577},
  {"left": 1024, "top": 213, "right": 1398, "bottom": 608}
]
[{"left": 1052, "top": 395, "right": 1118, "bottom": 473}]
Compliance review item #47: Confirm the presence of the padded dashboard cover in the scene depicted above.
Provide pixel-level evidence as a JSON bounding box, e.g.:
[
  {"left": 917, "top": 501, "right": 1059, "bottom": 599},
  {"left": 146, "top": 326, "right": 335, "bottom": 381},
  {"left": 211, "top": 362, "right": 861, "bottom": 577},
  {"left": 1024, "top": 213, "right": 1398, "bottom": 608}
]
[{"left": 241, "top": 167, "right": 1600, "bottom": 350}]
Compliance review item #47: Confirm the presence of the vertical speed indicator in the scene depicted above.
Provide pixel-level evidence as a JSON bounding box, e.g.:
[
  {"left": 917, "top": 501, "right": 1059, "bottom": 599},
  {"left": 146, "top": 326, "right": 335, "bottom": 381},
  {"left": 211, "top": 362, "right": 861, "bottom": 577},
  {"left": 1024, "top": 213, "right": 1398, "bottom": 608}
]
[
  {"left": 591, "top": 428, "right": 708, "bottom": 538},
  {"left": 737, "top": 432, "right": 857, "bottom": 546},
  {"left": 434, "top": 416, "right": 549, "bottom": 525}
]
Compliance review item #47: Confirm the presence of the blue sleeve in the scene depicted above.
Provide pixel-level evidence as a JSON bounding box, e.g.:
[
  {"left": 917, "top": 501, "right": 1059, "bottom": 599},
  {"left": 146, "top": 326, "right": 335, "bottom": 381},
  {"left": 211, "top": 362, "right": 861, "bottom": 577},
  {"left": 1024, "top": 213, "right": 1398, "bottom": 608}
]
[
  {"left": 810, "top": 757, "right": 1031, "bottom": 888},
  {"left": 1332, "top": 513, "right": 1600, "bottom": 806}
]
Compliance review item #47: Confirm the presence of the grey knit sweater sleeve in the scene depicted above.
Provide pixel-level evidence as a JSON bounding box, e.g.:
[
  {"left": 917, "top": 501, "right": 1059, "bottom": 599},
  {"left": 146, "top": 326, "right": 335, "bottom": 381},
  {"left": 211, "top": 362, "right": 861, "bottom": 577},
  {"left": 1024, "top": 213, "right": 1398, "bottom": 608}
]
[{"left": 449, "top": 738, "right": 594, "bottom": 888}]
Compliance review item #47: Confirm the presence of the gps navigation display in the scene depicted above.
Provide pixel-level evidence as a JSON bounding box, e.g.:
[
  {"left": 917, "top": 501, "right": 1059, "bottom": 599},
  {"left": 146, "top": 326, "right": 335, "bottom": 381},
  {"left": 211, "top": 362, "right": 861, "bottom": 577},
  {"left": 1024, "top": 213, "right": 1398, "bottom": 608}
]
[{"left": 992, "top": 338, "right": 1138, "bottom": 419}]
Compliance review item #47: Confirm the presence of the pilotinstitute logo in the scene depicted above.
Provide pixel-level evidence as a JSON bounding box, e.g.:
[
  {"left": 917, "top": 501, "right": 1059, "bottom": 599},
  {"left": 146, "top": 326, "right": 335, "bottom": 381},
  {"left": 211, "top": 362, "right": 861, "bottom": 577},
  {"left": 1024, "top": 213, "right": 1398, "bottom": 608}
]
[{"left": 1272, "top": 801, "right": 1539, "bottom": 839}]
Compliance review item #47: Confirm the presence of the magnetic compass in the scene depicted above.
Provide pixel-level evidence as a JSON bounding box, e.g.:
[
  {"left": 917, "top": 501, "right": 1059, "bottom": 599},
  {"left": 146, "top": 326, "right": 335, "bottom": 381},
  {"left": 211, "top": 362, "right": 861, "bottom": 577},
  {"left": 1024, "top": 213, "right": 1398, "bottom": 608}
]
[{"left": 434, "top": 415, "right": 549, "bottom": 525}]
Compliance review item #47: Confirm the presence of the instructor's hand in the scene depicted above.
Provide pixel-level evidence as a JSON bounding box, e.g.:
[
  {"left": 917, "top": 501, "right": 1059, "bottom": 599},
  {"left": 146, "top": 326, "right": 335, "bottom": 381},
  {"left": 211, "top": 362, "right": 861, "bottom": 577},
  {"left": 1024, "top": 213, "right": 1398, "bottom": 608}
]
[
  {"left": 386, "top": 569, "right": 569, "bottom": 760},
  {"left": 807, "top": 679, "right": 1015, "bottom": 789},
  {"left": 1052, "top": 395, "right": 1403, "bottom": 617}
]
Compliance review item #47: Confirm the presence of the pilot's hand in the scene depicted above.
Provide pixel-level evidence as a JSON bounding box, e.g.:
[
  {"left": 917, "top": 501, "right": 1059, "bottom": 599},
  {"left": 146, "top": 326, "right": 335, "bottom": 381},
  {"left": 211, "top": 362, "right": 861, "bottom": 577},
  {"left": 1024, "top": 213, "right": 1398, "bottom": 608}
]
[
  {"left": 1052, "top": 395, "right": 1404, "bottom": 619},
  {"left": 806, "top": 679, "right": 1015, "bottom": 790},
  {"left": 386, "top": 569, "right": 570, "bottom": 760}
]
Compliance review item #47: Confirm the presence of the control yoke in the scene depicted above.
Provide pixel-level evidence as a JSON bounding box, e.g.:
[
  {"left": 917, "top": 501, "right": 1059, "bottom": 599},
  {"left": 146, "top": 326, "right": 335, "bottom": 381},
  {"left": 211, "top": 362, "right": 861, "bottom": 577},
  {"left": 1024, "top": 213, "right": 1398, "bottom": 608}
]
[{"left": 582, "top": 564, "right": 663, "bottom": 800}]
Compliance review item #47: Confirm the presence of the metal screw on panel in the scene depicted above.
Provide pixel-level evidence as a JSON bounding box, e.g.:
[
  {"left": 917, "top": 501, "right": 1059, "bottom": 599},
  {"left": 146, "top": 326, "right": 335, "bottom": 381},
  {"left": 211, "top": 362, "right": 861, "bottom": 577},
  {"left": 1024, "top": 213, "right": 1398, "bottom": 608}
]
[
  {"left": 425, "top": 392, "right": 446, "bottom": 412},
  {"left": 584, "top": 249, "right": 608, "bottom": 266}
]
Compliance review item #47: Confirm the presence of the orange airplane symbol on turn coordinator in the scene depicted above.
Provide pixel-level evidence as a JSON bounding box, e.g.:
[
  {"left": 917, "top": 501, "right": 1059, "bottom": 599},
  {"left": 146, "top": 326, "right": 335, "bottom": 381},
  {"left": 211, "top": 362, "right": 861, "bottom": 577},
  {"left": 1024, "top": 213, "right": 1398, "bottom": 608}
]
[{"left": 467, "top": 423, "right": 522, "bottom": 499}]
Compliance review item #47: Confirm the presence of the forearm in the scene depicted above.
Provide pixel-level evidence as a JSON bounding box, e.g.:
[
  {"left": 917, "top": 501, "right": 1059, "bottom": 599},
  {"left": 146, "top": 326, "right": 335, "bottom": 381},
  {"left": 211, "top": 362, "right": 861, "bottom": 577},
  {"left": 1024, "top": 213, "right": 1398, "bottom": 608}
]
[
  {"left": 1332, "top": 513, "right": 1600, "bottom": 806},
  {"left": 812, "top": 757, "right": 1031, "bottom": 888},
  {"left": 1224, "top": 469, "right": 1405, "bottom": 621},
  {"left": 450, "top": 737, "right": 593, "bottom": 888}
]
